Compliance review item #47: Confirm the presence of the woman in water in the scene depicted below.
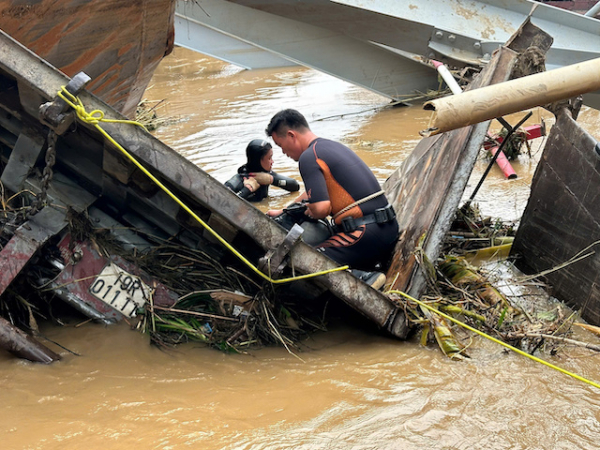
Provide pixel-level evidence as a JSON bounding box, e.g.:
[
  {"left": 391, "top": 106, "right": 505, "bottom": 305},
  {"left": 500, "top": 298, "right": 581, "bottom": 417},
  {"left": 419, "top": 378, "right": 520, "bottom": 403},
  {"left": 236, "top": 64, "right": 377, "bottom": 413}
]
[{"left": 225, "top": 139, "right": 299, "bottom": 201}]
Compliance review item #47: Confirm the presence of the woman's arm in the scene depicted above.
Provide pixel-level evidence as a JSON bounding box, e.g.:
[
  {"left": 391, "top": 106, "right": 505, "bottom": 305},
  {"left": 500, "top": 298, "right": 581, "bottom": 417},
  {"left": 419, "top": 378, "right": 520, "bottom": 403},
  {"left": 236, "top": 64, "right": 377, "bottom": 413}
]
[
  {"left": 224, "top": 173, "right": 244, "bottom": 192},
  {"left": 224, "top": 173, "right": 258, "bottom": 200},
  {"left": 250, "top": 171, "right": 300, "bottom": 193},
  {"left": 270, "top": 172, "right": 300, "bottom": 192}
]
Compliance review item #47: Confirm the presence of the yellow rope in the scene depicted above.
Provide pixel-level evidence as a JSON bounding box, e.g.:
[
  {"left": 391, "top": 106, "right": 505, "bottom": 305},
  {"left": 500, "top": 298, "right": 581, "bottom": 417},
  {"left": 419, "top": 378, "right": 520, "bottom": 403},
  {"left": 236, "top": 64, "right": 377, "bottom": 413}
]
[
  {"left": 57, "top": 87, "right": 348, "bottom": 284},
  {"left": 389, "top": 289, "right": 600, "bottom": 390},
  {"left": 54, "top": 88, "right": 600, "bottom": 388}
]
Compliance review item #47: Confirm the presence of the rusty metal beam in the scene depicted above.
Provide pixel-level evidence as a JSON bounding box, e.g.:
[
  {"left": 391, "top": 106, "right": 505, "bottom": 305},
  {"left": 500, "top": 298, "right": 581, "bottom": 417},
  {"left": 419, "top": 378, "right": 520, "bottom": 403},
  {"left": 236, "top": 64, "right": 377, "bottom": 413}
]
[
  {"left": 0, "top": 132, "right": 45, "bottom": 192},
  {"left": 0, "top": 317, "right": 60, "bottom": 363},
  {"left": 384, "top": 47, "right": 518, "bottom": 297},
  {"left": 0, "top": 206, "right": 67, "bottom": 297}
]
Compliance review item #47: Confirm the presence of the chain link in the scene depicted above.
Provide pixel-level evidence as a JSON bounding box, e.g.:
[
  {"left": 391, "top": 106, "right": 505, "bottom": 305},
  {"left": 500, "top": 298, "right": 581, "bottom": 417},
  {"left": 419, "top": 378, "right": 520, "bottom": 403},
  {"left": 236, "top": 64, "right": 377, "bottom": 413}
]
[{"left": 25, "top": 130, "right": 57, "bottom": 220}]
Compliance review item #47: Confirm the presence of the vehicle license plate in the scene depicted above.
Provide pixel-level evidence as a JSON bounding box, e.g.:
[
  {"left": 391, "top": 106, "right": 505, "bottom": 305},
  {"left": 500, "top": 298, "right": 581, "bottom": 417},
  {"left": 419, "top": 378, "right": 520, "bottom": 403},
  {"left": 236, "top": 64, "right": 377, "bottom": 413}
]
[{"left": 89, "top": 263, "right": 151, "bottom": 317}]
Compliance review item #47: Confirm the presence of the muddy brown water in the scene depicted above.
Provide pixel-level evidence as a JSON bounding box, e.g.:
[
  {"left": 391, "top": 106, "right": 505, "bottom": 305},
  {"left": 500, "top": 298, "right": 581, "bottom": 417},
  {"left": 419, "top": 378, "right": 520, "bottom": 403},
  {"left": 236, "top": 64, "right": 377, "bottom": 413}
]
[{"left": 3, "top": 47, "right": 600, "bottom": 449}]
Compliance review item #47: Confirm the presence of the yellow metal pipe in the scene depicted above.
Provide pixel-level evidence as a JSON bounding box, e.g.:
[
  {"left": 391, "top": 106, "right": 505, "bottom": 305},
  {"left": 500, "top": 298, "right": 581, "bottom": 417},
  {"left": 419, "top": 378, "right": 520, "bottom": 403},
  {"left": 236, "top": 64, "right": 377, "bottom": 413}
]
[{"left": 421, "top": 56, "right": 600, "bottom": 136}]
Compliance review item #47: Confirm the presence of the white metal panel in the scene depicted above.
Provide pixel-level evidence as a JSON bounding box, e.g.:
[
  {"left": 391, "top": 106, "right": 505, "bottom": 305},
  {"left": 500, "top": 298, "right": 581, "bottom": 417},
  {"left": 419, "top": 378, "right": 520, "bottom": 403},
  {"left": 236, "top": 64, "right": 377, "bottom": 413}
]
[
  {"left": 332, "top": 0, "right": 600, "bottom": 69},
  {"left": 177, "top": 0, "right": 600, "bottom": 107},
  {"left": 174, "top": 11, "right": 296, "bottom": 69},
  {"left": 175, "top": 0, "right": 440, "bottom": 101}
]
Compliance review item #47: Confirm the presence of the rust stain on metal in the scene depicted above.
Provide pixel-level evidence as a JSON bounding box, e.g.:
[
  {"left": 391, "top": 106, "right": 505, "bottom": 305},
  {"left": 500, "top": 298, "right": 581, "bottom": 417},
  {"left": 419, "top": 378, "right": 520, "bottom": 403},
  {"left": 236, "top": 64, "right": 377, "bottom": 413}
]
[
  {"left": 512, "top": 109, "right": 600, "bottom": 325},
  {"left": 450, "top": 3, "right": 515, "bottom": 39},
  {"left": 0, "top": 0, "right": 176, "bottom": 117}
]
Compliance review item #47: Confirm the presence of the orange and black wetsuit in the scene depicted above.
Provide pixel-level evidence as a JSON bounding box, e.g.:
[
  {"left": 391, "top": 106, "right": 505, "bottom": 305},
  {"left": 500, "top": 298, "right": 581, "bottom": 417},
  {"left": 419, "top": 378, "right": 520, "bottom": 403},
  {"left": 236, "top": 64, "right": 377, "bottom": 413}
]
[{"left": 299, "top": 138, "right": 399, "bottom": 270}]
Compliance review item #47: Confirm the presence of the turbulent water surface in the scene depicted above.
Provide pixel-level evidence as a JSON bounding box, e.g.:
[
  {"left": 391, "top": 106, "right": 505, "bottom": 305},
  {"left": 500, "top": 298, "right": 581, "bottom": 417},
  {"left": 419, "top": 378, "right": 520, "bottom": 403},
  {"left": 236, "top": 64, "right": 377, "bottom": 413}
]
[{"left": 3, "top": 47, "right": 600, "bottom": 450}]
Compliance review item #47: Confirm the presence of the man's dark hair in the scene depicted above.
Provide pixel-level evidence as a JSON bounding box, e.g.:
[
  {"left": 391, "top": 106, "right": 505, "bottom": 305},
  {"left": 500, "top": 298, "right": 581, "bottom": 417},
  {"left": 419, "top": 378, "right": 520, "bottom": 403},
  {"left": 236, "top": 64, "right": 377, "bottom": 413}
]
[{"left": 265, "top": 109, "right": 310, "bottom": 137}]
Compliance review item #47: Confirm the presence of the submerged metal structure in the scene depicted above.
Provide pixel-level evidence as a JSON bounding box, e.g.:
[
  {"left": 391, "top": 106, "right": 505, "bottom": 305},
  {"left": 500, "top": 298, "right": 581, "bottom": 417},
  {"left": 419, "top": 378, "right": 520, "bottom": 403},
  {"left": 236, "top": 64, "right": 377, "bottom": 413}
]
[
  {"left": 175, "top": 0, "right": 600, "bottom": 108},
  {"left": 2, "top": 0, "right": 599, "bottom": 364}
]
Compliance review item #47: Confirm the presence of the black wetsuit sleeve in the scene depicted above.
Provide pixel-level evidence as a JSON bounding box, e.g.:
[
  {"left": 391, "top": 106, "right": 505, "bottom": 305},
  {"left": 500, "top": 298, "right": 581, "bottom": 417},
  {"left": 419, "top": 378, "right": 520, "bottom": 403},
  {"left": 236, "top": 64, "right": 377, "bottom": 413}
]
[
  {"left": 224, "top": 173, "right": 253, "bottom": 199},
  {"left": 225, "top": 173, "right": 244, "bottom": 192},
  {"left": 237, "top": 186, "right": 254, "bottom": 199},
  {"left": 271, "top": 172, "right": 300, "bottom": 192}
]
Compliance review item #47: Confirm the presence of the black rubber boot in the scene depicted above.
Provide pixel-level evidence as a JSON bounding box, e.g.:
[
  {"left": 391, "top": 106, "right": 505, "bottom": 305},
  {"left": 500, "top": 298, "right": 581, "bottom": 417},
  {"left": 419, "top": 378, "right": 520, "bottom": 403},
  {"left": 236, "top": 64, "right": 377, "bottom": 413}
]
[{"left": 350, "top": 269, "right": 386, "bottom": 290}]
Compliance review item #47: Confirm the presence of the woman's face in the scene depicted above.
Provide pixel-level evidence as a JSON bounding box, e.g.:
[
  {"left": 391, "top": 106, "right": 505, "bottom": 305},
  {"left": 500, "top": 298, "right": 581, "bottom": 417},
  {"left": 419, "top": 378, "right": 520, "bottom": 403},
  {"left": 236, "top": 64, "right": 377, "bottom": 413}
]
[{"left": 260, "top": 148, "right": 274, "bottom": 171}]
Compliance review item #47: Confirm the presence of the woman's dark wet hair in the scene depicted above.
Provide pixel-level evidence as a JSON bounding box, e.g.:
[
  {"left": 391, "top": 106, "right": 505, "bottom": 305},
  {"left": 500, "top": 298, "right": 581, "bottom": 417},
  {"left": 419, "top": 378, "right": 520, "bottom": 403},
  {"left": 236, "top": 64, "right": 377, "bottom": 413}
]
[
  {"left": 245, "top": 138, "right": 272, "bottom": 172},
  {"left": 265, "top": 109, "right": 310, "bottom": 137}
]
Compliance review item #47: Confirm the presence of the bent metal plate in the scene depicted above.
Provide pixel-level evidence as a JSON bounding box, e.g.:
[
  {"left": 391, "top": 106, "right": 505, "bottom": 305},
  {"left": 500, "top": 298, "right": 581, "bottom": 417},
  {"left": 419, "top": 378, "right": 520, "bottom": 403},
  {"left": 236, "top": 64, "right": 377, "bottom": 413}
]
[{"left": 89, "top": 263, "right": 151, "bottom": 317}]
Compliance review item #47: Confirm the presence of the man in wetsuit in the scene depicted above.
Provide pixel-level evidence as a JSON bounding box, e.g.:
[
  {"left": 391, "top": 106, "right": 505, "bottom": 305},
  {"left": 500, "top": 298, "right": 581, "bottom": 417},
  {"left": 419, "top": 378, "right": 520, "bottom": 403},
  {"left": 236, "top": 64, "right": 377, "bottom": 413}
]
[{"left": 265, "top": 109, "right": 398, "bottom": 279}]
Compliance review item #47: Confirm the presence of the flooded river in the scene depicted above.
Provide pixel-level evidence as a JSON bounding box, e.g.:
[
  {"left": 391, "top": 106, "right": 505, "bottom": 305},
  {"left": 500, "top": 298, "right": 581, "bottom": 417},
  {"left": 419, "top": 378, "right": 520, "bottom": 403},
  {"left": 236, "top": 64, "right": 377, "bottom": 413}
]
[{"left": 3, "top": 47, "right": 600, "bottom": 449}]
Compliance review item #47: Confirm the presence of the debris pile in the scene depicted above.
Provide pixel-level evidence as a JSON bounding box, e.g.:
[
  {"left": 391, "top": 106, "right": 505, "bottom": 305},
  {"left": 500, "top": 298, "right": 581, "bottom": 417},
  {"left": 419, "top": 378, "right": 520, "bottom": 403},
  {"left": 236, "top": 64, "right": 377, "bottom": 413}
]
[
  {"left": 135, "top": 99, "right": 179, "bottom": 131},
  {"left": 392, "top": 205, "right": 589, "bottom": 359},
  {"left": 0, "top": 202, "right": 328, "bottom": 355},
  {"left": 124, "top": 240, "right": 327, "bottom": 354},
  {"left": 483, "top": 125, "right": 538, "bottom": 161}
]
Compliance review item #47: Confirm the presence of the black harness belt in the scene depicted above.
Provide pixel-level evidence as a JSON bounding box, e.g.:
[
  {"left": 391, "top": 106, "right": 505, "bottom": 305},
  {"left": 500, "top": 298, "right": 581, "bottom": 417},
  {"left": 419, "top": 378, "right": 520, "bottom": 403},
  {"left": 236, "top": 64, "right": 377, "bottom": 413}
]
[{"left": 338, "top": 204, "right": 396, "bottom": 233}]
